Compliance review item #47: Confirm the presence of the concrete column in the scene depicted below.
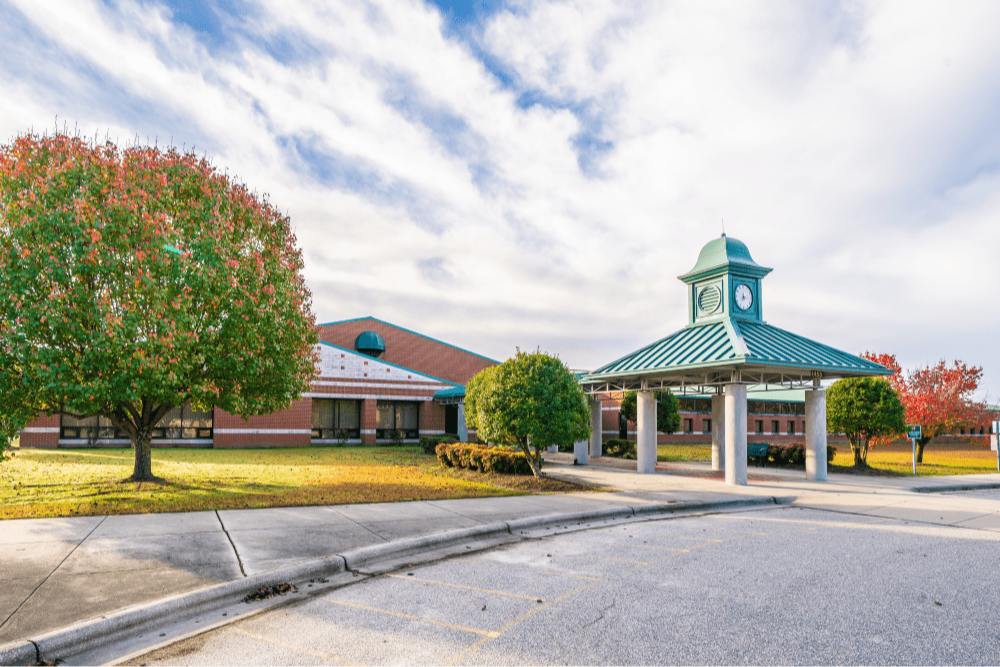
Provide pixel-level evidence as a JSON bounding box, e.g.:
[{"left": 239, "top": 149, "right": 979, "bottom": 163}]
[
  {"left": 724, "top": 383, "right": 748, "bottom": 485},
  {"left": 457, "top": 404, "right": 468, "bottom": 442},
  {"left": 573, "top": 439, "right": 589, "bottom": 465},
  {"left": 805, "top": 388, "right": 828, "bottom": 481},
  {"left": 711, "top": 393, "right": 726, "bottom": 471},
  {"left": 589, "top": 398, "right": 603, "bottom": 458},
  {"left": 637, "top": 390, "right": 657, "bottom": 474}
]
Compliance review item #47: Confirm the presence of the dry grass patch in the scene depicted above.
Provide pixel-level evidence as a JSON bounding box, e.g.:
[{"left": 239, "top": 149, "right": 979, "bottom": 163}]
[
  {"left": 832, "top": 440, "right": 999, "bottom": 476},
  {"left": 0, "top": 446, "right": 590, "bottom": 520},
  {"left": 657, "top": 443, "right": 712, "bottom": 462}
]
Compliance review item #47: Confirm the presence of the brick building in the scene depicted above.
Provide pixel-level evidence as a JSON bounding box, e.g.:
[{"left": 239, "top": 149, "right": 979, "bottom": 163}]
[{"left": 18, "top": 317, "right": 497, "bottom": 449}]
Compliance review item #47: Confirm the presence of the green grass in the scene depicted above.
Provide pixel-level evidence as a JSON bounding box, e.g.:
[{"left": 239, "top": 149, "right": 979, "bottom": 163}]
[
  {"left": 0, "top": 446, "right": 588, "bottom": 520},
  {"left": 833, "top": 441, "right": 999, "bottom": 476},
  {"left": 657, "top": 443, "right": 712, "bottom": 462},
  {"left": 656, "top": 440, "right": 999, "bottom": 477}
]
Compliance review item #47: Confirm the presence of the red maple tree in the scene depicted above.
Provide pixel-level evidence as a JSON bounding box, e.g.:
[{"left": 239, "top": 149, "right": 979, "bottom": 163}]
[{"left": 861, "top": 353, "right": 993, "bottom": 463}]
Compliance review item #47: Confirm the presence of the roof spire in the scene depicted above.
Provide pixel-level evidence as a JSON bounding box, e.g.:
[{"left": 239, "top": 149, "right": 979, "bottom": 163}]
[{"left": 721, "top": 218, "right": 726, "bottom": 237}]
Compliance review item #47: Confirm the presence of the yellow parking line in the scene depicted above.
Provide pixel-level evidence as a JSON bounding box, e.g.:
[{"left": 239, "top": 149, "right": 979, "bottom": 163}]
[
  {"left": 231, "top": 627, "right": 341, "bottom": 662},
  {"left": 465, "top": 559, "right": 601, "bottom": 581},
  {"left": 386, "top": 574, "right": 545, "bottom": 602},
  {"left": 322, "top": 599, "right": 500, "bottom": 638},
  {"left": 594, "top": 556, "right": 648, "bottom": 565}
]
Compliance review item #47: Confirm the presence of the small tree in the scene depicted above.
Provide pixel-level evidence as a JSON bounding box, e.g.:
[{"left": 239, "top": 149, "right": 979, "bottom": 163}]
[
  {"left": 826, "top": 377, "right": 906, "bottom": 467},
  {"left": 0, "top": 133, "right": 319, "bottom": 481},
  {"left": 862, "top": 353, "right": 992, "bottom": 463},
  {"left": 464, "top": 350, "right": 590, "bottom": 477},
  {"left": 618, "top": 389, "right": 681, "bottom": 436}
]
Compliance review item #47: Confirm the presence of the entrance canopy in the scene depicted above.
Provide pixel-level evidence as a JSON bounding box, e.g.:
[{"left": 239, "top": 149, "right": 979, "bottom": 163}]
[{"left": 578, "top": 234, "right": 890, "bottom": 485}]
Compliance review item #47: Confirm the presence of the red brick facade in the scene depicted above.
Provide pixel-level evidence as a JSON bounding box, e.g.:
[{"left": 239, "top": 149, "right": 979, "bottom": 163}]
[{"left": 18, "top": 317, "right": 495, "bottom": 450}]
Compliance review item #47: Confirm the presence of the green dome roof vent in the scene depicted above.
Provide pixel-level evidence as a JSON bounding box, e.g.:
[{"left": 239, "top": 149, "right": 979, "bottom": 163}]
[
  {"left": 355, "top": 331, "right": 386, "bottom": 358},
  {"left": 678, "top": 233, "right": 772, "bottom": 283}
]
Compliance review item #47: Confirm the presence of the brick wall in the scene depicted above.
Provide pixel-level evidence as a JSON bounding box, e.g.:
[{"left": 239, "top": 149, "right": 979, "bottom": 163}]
[{"left": 320, "top": 317, "right": 497, "bottom": 386}]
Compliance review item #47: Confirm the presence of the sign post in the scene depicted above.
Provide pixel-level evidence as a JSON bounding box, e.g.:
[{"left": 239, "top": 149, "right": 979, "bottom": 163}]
[
  {"left": 993, "top": 420, "right": 1000, "bottom": 472},
  {"left": 907, "top": 425, "right": 922, "bottom": 475}
]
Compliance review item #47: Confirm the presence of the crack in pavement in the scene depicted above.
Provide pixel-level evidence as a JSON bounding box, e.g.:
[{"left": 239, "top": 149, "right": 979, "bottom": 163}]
[
  {"left": 215, "top": 511, "right": 246, "bottom": 577},
  {"left": 0, "top": 515, "right": 108, "bottom": 633}
]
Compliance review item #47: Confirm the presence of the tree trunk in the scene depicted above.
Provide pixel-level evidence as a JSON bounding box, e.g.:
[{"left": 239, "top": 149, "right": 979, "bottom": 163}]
[
  {"left": 850, "top": 437, "right": 867, "bottom": 467},
  {"left": 916, "top": 437, "right": 930, "bottom": 464},
  {"left": 130, "top": 433, "right": 156, "bottom": 482},
  {"left": 518, "top": 440, "right": 542, "bottom": 477}
]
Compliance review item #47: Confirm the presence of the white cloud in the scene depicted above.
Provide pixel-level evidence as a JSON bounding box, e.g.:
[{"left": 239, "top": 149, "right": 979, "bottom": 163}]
[{"left": 2, "top": 0, "right": 999, "bottom": 399}]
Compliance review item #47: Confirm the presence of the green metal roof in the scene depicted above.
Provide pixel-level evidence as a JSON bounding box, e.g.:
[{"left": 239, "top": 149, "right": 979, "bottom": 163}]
[
  {"left": 584, "top": 319, "right": 890, "bottom": 384},
  {"left": 678, "top": 234, "right": 773, "bottom": 283},
  {"left": 434, "top": 385, "right": 466, "bottom": 400}
]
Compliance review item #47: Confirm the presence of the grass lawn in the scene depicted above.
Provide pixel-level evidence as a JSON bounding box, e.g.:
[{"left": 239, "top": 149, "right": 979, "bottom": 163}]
[
  {"left": 656, "top": 440, "right": 998, "bottom": 477},
  {"left": 657, "top": 444, "right": 712, "bottom": 462},
  {"left": 0, "top": 445, "right": 589, "bottom": 520},
  {"left": 833, "top": 441, "right": 999, "bottom": 476}
]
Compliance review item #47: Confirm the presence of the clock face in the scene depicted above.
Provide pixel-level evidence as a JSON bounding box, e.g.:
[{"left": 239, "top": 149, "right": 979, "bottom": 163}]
[{"left": 734, "top": 284, "right": 753, "bottom": 311}]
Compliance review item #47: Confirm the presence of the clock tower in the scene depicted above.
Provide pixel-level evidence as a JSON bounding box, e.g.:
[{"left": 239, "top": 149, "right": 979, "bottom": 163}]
[{"left": 678, "top": 234, "right": 772, "bottom": 325}]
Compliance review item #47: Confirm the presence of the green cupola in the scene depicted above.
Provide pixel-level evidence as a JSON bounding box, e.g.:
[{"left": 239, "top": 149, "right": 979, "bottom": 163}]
[{"left": 678, "top": 234, "right": 772, "bottom": 325}]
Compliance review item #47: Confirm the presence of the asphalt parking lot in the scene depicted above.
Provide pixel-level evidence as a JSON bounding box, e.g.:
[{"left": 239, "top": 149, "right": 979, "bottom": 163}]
[{"left": 127, "top": 504, "right": 1000, "bottom": 666}]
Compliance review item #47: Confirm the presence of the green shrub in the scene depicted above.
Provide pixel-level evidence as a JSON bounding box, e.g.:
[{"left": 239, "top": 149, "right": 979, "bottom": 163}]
[
  {"left": 765, "top": 443, "right": 838, "bottom": 466},
  {"left": 421, "top": 434, "right": 459, "bottom": 455},
  {"left": 604, "top": 439, "right": 636, "bottom": 459},
  {"left": 435, "top": 443, "right": 532, "bottom": 475}
]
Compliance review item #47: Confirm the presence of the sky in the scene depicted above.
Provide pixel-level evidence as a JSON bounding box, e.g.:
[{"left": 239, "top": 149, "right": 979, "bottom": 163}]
[{"left": 2, "top": 0, "right": 999, "bottom": 400}]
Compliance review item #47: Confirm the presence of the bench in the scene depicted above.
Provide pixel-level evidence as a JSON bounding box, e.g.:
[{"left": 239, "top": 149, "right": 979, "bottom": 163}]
[{"left": 747, "top": 443, "right": 770, "bottom": 467}]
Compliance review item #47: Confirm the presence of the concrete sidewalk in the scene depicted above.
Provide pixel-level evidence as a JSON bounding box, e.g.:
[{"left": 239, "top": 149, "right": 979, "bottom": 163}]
[{"left": 2, "top": 455, "right": 999, "bottom": 664}]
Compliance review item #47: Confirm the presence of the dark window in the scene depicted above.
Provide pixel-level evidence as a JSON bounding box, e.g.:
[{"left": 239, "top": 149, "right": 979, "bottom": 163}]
[
  {"left": 787, "top": 420, "right": 796, "bottom": 436},
  {"left": 312, "top": 399, "right": 361, "bottom": 440},
  {"left": 61, "top": 403, "right": 212, "bottom": 440},
  {"left": 704, "top": 418, "right": 712, "bottom": 434},
  {"left": 683, "top": 418, "right": 694, "bottom": 434},
  {"left": 376, "top": 401, "right": 419, "bottom": 439},
  {"left": 755, "top": 420, "right": 764, "bottom": 435},
  {"left": 772, "top": 420, "right": 779, "bottom": 435}
]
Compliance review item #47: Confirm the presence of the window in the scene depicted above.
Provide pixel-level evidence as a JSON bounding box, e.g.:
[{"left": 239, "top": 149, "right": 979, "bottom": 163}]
[
  {"left": 684, "top": 418, "right": 694, "bottom": 434},
  {"left": 60, "top": 403, "right": 212, "bottom": 440},
  {"left": 703, "top": 418, "right": 712, "bottom": 434},
  {"left": 376, "top": 401, "right": 419, "bottom": 439},
  {"left": 772, "top": 420, "right": 780, "bottom": 435},
  {"left": 755, "top": 420, "right": 764, "bottom": 435},
  {"left": 60, "top": 414, "right": 125, "bottom": 440},
  {"left": 151, "top": 404, "right": 214, "bottom": 440},
  {"left": 787, "top": 420, "right": 796, "bottom": 436},
  {"left": 312, "top": 399, "right": 361, "bottom": 440}
]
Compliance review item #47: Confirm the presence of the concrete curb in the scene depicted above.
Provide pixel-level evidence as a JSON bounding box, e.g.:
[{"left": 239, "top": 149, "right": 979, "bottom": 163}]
[
  {"left": 506, "top": 506, "right": 634, "bottom": 533},
  {"left": 0, "top": 496, "right": 782, "bottom": 666},
  {"left": 0, "top": 643, "right": 35, "bottom": 667},
  {"left": 341, "top": 523, "right": 514, "bottom": 573},
  {"left": 12, "top": 556, "right": 345, "bottom": 666},
  {"left": 911, "top": 481, "right": 1000, "bottom": 494}
]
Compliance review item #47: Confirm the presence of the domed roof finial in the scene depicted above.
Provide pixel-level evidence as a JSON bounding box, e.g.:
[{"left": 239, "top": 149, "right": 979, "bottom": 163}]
[{"left": 721, "top": 218, "right": 725, "bottom": 237}]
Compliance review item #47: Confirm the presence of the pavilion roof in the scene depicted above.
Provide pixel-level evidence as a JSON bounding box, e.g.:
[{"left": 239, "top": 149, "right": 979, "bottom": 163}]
[{"left": 582, "top": 319, "right": 889, "bottom": 391}]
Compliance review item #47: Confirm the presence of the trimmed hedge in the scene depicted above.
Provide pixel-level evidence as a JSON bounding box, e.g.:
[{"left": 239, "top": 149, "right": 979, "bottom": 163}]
[
  {"left": 420, "top": 433, "right": 459, "bottom": 455},
  {"left": 435, "top": 442, "right": 533, "bottom": 475},
  {"left": 603, "top": 439, "right": 636, "bottom": 459},
  {"left": 766, "top": 443, "right": 837, "bottom": 466}
]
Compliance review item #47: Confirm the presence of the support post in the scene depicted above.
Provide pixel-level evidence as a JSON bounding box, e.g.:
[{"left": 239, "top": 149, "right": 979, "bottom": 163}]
[
  {"left": 573, "top": 439, "right": 589, "bottom": 465},
  {"left": 724, "top": 383, "right": 748, "bottom": 485},
  {"left": 589, "top": 398, "right": 603, "bottom": 458},
  {"left": 711, "top": 393, "right": 725, "bottom": 472},
  {"left": 637, "top": 390, "right": 657, "bottom": 474},
  {"left": 457, "top": 403, "right": 468, "bottom": 443},
  {"left": 805, "top": 386, "right": 827, "bottom": 481}
]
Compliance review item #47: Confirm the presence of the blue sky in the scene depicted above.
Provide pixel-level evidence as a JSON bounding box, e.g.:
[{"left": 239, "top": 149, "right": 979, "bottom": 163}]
[{"left": 2, "top": 0, "right": 1000, "bottom": 400}]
